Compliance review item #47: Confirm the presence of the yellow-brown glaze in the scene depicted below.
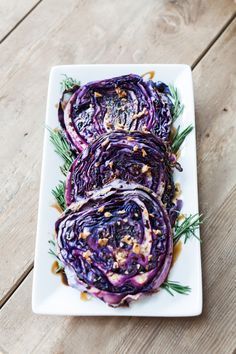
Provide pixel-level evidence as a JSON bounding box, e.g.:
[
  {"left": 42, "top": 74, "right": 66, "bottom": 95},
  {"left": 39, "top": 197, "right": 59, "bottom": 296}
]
[
  {"left": 51, "top": 261, "right": 68, "bottom": 286},
  {"left": 141, "top": 71, "right": 155, "bottom": 80},
  {"left": 80, "top": 292, "right": 89, "bottom": 301},
  {"left": 172, "top": 241, "right": 182, "bottom": 266},
  {"left": 51, "top": 203, "right": 63, "bottom": 214}
]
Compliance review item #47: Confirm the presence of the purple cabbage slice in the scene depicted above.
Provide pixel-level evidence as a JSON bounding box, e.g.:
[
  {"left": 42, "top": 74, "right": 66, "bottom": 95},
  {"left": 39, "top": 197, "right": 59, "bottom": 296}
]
[
  {"left": 65, "top": 131, "right": 181, "bottom": 214},
  {"left": 55, "top": 181, "right": 173, "bottom": 307},
  {"left": 59, "top": 74, "right": 173, "bottom": 152}
]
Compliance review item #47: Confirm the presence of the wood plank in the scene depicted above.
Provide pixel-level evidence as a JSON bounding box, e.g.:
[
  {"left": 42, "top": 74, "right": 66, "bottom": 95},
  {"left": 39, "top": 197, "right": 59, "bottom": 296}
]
[
  {"left": 0, "top": 0, "right": 235, "bottom": 307},
  {"left": 0, "top": 0, "right": 41, "bottom": 42},
  {"left": 0, "top": 16, "right": 235, "bottom": 354}
]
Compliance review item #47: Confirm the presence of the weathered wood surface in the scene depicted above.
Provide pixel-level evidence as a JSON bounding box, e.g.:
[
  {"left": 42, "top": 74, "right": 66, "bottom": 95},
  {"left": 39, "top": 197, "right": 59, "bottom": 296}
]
[
  {"left": 0, "top": 0, "right": 235, "bottom": 309},
  {"left": 0, "top": 0, "right": 41, "bottom": 41},
  {"left": 0, "top": 3, "right": 235, "bottom": 352}
]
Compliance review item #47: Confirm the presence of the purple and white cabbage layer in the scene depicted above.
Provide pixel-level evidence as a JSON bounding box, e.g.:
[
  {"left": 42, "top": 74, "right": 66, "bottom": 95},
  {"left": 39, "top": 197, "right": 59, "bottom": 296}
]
[
  {"left": 56, "top": 181, "right": 173, "bottom": 307},
  {"left": 59, "top": 74, "right": 172, "bottom": 152},
  {"left": 65, "top": 131, "right": 181, "bottom": 213}
]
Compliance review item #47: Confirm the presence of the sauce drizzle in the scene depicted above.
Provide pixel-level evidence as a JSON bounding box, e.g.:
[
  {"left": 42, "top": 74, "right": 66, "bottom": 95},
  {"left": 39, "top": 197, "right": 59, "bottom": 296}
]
[
  {"left": 141, "top": 71, "right": 155, "bottom": 80},
  {"left": 172, "top": 241, "right": 182, "bottom": 266},
  {"left": 51, "top": 261, "right": 68, "bottom": 286},
  {"left": 51, "top": 203, "right": 63, "bottom": 214},
  {"left": 80, "top": 291, "right": 90, "bottom": 301}
]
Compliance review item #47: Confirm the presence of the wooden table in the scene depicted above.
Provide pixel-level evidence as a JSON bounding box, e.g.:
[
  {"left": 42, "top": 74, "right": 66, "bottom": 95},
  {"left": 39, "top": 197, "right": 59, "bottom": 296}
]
[{"left": 0, "top": 1, "right": 235, "bottom": 353}]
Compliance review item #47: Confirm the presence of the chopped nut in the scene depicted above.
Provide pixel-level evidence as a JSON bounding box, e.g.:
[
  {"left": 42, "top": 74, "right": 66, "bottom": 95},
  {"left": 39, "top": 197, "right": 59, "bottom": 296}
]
[
  {"left": 132, "top": 108, "right": 147, "bottom": 120},
  {"left": 141, "top": 148, "right": 147, "bottom": 157},
  {"left": 101, "top": 138, "right": 110, "bottom": 147},
  {"left": 94, "top": 91, "right": 102, "bottom": 97},
  {"left": 116, "top": 122, "right": 124, "bottom": 129},
  {"left": 108, "top": 161, "right": 114, "bottom": 169},
  {"left": 134, "top": 213, "right": 139, "bottom": 218},
  {"left": 117, "top": 221, "right": 121, "bottom": 226},
  {"left": 106, "top": 121, "right": 113, "bottom": 128},
  {"left": 132, "top": 243, "right": 141, "bottom": 254},
  {"left": 137, "top": 264, "right": 141, "bottom": 269},
  {"left": 104, "top": 211, "right": 112, "bottom": 218},
  {"left": 118, "top": 210, "right": 126, "bottom": 215},
  {"left": 133, "top": 145, "right": 139, "bottom": 152},
  {"left": 79, "top": 230, "right": 91, "bottom": 239},
  {"left": 98, "top": 238, "right": 108, "bottom": 247},
  {"left": 141, "top": 165, "right": 150, "bottom": 173},
  {"left": 121, "top": 235, "right": 133, "bottom": 245},
  {"left": 113, "top": 261, "right": 119, "bottom": 269},
  {"left": 95, "top": 162, "right": 100, "bottom": 167},
  {"left": 148, "top": 255, "right": 153, "bottom": 261},
  {"left": 83, "top": 250, "right": 92, "bottom": 262},
  {"left": 142, "top": 125, "right": 148, "bottom": 133},
  {"left": 153, "top": 229, "right": 161, "bottom": 235},
  {"left": 177, "top": 213, "right": 186, "bottom": 222},
  {"left": 98, "top": 206, "right": 105, "bottom": 213},
  {"left": 115, "top": 87, "right": 127, "bottom": 98},
  {"left": 116, "top": 251, "right": 127, "bottom": 264},
  {"left": 123, "top": 218, "right": 128, "bottom": 223},
  {"left": 127, "top": 136, "right": 135, "bottom": 141},
  {"left": 175, "top": 182, "right": 181, "bottom": 196},
  {"left": 149, "top": 213, "right": 155, "bottom": 218}
]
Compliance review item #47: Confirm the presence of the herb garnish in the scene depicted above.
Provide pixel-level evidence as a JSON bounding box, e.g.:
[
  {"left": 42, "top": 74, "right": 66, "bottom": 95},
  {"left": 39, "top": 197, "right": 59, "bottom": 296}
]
[
  {"left": 60, "top": 74, "right": 80, "bottom": 92},
  {"left": 171, "top": 125, "right": 194, "bottom": 153},
  {"left": 52, "top": 181, "right": 66, "bottom": 211},
  {"left": 48, "top": 240, "right": 64, "bottom": 273},
  {"left": 48, "top": 128, "right": 76, "bottom": 176},
  {"left": 161, "top": 280, "right": 191, "bottom": 296},
  {"left": 174, "top": 214, "right": 203, "bottom": 245},
  {"left": 168, "top": 85, "right": 184, "bottom": 122}
]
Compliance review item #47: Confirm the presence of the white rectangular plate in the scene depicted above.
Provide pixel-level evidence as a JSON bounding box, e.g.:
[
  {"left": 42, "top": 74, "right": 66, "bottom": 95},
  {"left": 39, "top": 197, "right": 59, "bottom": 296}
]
[{"left": 32, "top": 64, "right": 202, "bottom": 316}]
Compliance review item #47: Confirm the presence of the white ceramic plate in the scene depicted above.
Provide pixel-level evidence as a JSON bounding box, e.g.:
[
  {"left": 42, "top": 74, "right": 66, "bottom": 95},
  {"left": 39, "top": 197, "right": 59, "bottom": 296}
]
[{"left": 32, "top": 64, "right": 202, "bottom": 316}]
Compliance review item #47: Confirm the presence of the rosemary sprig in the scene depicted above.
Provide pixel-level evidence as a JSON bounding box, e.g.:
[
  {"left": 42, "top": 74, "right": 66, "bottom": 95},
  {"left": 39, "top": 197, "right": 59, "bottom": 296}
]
[
  {"left": 161, "top": 280, "right": 191, "bottom": 296},
  {"left": 168, "top": 85, "right": 184, "bottom": 122},
  {"left": 48, "top": 240, "right": 64, "bottom": 273},
  {"left": 174, "top": 213, "right": 203, "bottom": 245},
  {"left": 48, "top": 128, "right": 75, "bottom": 176},
  {"left": 52, "top": 181, "right": 66, "bottom": 211},
  {"left": 171, "top": 125, "right": 193, "bottom": 153},
  {"left": 60, "top": 74, "right": 80, "bottom": 92}
]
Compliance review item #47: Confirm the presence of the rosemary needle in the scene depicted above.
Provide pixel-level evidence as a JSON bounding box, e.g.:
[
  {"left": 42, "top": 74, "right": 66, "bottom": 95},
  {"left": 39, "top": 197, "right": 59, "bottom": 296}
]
[
  {"left": 48, "top": 128, "right": 76, "bottom": 176},
  {"left": 52, "top": 181, "right": 66, "bottom": 211},
  {"left": 48, "top": 240, "right": 64, "bottom": 273},
  {"left": 60, "top": 74, "right": 80, "bottom": 92},
  {"left": 161, "top": 281, "right": 191, "bottom": 296},
  {"left": 174, "top": 214, "right": 203, "bottom": 245},
  {"left": 171, "top": 125, "right": 194, "bottom": 154},
  {"left": 168, "top": 85, "right": 184, "bottom": 122}
]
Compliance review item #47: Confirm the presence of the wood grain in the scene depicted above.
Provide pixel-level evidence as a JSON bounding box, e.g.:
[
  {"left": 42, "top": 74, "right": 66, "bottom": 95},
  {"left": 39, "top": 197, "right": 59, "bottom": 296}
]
[
  {"left": 0, "top": 0, "right": 41, "bottom": 42},
  {"left": 0, "top": 0, "right": 235, "bottom": 308},
  {"left": 0, "top": 14, "right": 235, "bottom": 354}
]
